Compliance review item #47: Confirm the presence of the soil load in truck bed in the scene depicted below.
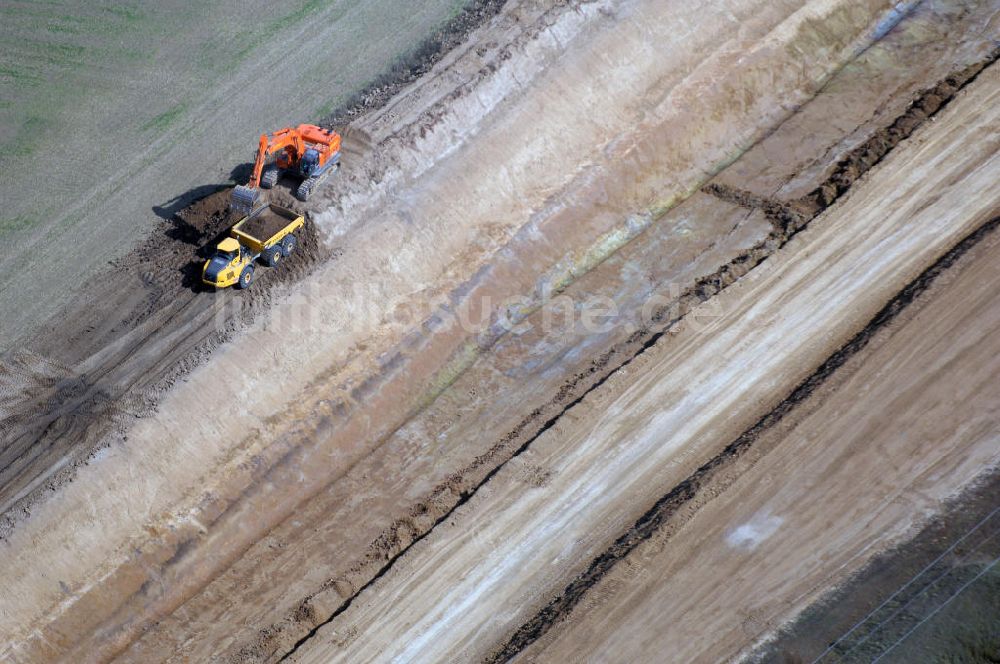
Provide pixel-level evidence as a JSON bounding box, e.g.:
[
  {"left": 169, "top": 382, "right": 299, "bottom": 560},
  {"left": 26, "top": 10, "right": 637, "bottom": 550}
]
[{"left": 238, "top": 206, "right": 298, "bottom": 244}]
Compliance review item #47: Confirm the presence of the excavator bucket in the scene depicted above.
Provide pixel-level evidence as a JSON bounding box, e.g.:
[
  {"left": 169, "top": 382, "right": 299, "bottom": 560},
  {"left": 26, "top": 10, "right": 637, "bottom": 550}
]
[{"left": 231, "top": 185, "right": 261, "bottom": 216}]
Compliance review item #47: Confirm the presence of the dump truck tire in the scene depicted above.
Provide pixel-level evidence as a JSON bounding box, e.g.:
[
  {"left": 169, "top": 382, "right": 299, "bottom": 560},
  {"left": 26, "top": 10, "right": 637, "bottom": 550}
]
[
  {"left": 281, "top": 234, "right": 297, "bottom": 257},
  {"left": 237, "top": 265, "right": 255, "bottom": 290},
  {"left": 262, "top": 246, "right": 283, "bottom": 268}
]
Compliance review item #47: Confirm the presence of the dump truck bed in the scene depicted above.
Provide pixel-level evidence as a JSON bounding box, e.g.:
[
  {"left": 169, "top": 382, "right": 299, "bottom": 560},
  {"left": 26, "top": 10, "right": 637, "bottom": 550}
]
[{"left": 232, "top": 204, "right": 303, "bottom": 254}]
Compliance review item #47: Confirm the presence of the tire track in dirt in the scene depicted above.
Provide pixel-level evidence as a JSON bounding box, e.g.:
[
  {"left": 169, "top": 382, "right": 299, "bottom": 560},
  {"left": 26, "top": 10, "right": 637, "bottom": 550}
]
[
  {"left": 0, "top": 192, "right": 275, "bottom": 529},
  {"left": 273, "top": 45, "right": 1000, "bottom": 664}
]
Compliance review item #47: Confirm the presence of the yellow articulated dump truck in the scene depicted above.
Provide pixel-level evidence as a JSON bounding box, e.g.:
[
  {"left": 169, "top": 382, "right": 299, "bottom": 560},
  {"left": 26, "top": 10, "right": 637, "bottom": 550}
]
[{"left": 202, "top": 204, "right": 304, "bottom": 290}]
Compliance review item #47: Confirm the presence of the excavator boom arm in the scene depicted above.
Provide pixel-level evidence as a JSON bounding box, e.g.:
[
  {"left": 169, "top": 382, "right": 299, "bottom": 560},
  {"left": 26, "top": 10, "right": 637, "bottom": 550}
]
[
  {"left": 247, "top": 130, "right": 303, "bottom": 188},
  {"left": 246, "top": 134, "right": 270, "bottom": 189}
]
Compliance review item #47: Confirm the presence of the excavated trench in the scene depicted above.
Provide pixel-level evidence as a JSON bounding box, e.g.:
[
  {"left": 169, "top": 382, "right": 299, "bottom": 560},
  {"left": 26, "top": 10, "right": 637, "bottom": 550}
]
[
  {"left": 706, "top": 51, "right": 1000, "bottom": 229},
  {"left": 273, "top": 48, "right": 1000, "bottom": 664}
]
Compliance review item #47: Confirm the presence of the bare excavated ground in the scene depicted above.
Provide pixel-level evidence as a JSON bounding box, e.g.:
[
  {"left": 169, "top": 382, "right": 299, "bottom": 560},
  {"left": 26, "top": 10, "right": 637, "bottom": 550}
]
[
  {"left": 0, "top": 0, "right": 509, "bottom": 535},
  {"left": 507, "top": 212, "right": 1000, "bottom": 664},
  {"left": 287, "top": 62, "right": 999, "bottom": 663},
  {"left": 1, "top": 0, "right": 999, "bottom": 662}
]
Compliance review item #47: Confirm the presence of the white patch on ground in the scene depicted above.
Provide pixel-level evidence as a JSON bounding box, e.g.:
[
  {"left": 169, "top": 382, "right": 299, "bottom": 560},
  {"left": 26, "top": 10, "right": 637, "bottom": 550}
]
[{"left": 725, "top": 512, "right": 784, "bottom": 551}]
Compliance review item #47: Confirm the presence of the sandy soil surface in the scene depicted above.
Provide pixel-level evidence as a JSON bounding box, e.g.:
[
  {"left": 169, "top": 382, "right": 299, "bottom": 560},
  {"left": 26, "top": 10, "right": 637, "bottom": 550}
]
[
  {"left": 0, "top": 0, "right": 998, "bottom": 662},
  {"left": 286, "top": 64, "right": 1000, "bottom": 663},
  {"left": 516, "top": 205, "right": 1000, "bottom": 664}
]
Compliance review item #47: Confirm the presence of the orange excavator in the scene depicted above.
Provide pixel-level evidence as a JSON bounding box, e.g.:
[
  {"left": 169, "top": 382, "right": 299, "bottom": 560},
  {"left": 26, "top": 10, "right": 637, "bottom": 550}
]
[{"left": 231, "top": 124, "right": 342, "bottom": 214}]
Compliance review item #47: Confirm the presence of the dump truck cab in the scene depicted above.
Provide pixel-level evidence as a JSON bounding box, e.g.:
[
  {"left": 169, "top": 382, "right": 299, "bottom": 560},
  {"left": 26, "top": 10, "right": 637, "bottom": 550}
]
[
  {"left": 201, "top": 204, "right": 304, "bottom": 291},
  {"left": 202, "top": 237, "right": 253, "bottom": 289}
]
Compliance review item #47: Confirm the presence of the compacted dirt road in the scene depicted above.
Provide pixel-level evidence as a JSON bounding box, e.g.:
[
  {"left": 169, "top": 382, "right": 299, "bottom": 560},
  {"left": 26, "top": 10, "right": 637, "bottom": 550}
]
[{"left": 0, "top": 0, "right": 998, "bottom": 662}]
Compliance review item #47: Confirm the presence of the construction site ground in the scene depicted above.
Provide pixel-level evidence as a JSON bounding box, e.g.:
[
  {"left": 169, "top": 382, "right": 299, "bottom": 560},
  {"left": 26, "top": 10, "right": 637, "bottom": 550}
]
[{"left": 0, "top": 0, "right": 998, "bottom": 662}]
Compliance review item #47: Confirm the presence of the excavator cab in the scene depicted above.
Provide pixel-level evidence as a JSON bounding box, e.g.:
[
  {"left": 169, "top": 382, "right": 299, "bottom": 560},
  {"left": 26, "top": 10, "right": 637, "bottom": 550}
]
[
  {"left": 300, "top": 148, "right": 321, "bottom": 177},
  {"left": 275, "top": 146, "right": 295, "bottom": 170}
]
